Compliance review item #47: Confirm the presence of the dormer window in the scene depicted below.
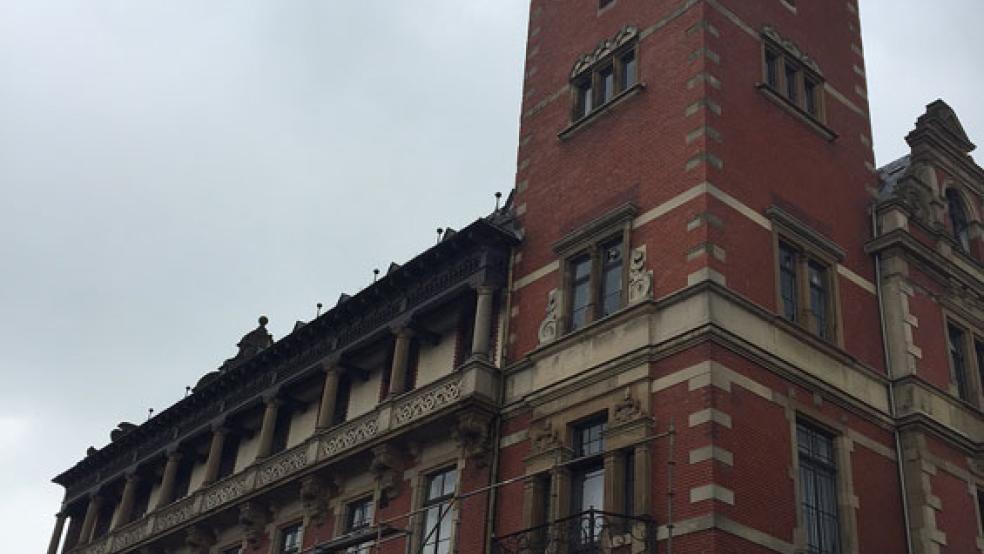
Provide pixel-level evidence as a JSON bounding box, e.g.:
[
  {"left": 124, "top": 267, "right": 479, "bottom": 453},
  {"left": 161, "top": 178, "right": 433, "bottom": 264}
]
[{"left": 946, "top": 188, "right": 971, "bottom": 252}]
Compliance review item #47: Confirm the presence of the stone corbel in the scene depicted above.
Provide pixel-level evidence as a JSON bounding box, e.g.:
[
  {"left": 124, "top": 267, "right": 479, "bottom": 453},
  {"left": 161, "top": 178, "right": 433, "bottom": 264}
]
[
  {"left": 300, "top": 475, "right": 338, "bottom": 527},
  {"left": 612, "top": 388, "right": 643, "bottom": 425},
  {"left": 538, "top": 289, "right": 560, "bottom": 345},
  {"left": 238, "top": 501, "right": 271, "bottom": 546},
  {"left": 184, "top": 525, "right": 217, "bottom": 554},
  {"left": 627, "top": 246, "right": 653, "bottom": 304},
  {"left": 370, "top": 445, "right": 401, "bottom": 508},
  {"left": 530, "top": 419, "right": 560, "bottom": 455},
  {"left": 453, "top": 412, "right": 493, "bottom": 467}
]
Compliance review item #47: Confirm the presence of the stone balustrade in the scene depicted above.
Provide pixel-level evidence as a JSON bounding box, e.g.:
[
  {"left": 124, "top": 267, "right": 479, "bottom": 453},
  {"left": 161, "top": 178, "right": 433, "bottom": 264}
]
[{"left": 69, "top": 361, "right": 497, "bottom": 554}]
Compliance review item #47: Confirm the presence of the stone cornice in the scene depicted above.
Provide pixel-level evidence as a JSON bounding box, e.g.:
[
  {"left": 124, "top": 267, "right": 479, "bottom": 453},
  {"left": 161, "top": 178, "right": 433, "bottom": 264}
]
[
  {"left": 53, "top": 219, "right": 517, "bottom": 499},
  {"left": 866, "top": 228, "right": 984, "bottom": 296}
]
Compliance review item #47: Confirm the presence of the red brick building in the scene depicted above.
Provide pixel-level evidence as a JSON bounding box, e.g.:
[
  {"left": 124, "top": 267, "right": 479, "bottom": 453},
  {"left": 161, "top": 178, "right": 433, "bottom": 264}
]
[{"left": 47, "top": 1, "right": 984, "bottom": 554}]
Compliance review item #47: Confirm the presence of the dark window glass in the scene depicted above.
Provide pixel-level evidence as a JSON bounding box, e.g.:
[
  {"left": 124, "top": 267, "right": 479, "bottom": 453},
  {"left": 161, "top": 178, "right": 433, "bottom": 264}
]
[
  {"left": 173, "top": 460, "right": 193, "bottom": 501},
  {"left": 946, "top": 189, "right": 971, "bottom": 252},
  {"left": 785, "top": 64, "right": 799, "bottom": 103},
  {"left": 976, "top": 340, "right": 984, "bottom": 400},
  {"left": 600, "top": 240, "right": 624, "bottom": 317},
  {"left": 217, "top": 433, "right": 241, "bottom": 481},
  {"left": 624, "top": 451, "right": 635, "bottom": 516},
  {"left": 620, "top": 50, "right": 637, "bottom": 90},
  {"left": 576, "top": 79, "right": 593, "bottom": 119},
  {"left": 949, "top": 324, "right": 970, "bottom": 401},
  {"left": 222, "top": 546, "right": 243, "bottom": 554},
  {"left": 798, "top": 422, "right": 840, "bottom": 554},
  {"left": 809, "top": 261, "right": 829, "bottom": 340},
  {"left": 765, "top": 49, "right": 779, "bottom": 89},
  {"left": 270, "top": 407, "right": 293, "bottom": 456},
  {"left": 805, "top": 78, "right": 819, "bottom": 116},
  {"left": 334, "top": 374, "right": 352, "bottom": 426},
  {"left": 570, "top": 255, "right": 593, "bottom": 331},
  {"left": 346, "top": 497, "right": 375, "bottom": 554},
  {"left": 574, "top": 419, "right": 607, "bottom": 458},
  {"left": 422, "top": 468, "right": 457, "bottom": 554},
  {"left": 279, "top": 524, "right": 302, "bottom": 554},
  {"left": 779, "top": 242, "right": 799, "bottom": 322},
  {"left": 978, "top": 489, "right": 984, "bottom": 536},
  {"left": 132, "top": 478, "right": 153, "bottom": 520},
  {"left": 599, "top": 0, "right": 614, "bottom": 8},
  {"left": 599, "top": 65, "right": 615, "bottom": 104}
]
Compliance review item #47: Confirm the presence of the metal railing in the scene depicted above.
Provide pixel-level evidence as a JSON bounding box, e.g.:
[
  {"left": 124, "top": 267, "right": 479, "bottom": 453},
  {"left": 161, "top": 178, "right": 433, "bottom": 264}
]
[{"left": 492, "top": 509, "right": 656, "bottom": 554}]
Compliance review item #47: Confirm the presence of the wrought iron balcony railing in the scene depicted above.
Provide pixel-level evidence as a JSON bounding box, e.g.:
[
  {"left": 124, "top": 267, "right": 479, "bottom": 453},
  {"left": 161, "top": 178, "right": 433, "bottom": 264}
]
[{"left": 492, "top": 509, "right": 656, "bottom": 554}]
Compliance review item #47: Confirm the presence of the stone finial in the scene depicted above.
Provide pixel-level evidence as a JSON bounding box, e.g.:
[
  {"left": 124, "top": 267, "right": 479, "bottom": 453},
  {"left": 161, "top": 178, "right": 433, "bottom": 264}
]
[
  {"left": 110, "top": 422, "right": 138, "bottom": 443},
  {"left": 219, "top": 317, "right": 274, "bottom": 372},
  {"left": 537, "top": 289, "right": 560, "bottom": 345}
]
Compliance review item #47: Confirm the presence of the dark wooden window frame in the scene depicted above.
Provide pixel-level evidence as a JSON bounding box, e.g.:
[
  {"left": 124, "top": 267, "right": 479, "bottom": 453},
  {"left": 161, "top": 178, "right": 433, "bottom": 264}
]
[
  {"left": 758, "top": 31, "right": 835, "bottom": 141},
  {"left": 569, "top": 42, "right": 639, "bottom": 124},
  {"left": 943, "top": 313, "right": 984, "bottom": 408}
]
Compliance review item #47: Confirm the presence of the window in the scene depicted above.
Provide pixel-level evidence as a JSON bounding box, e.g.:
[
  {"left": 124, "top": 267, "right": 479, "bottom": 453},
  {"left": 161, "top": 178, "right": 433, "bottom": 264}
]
[
  {"left": 334, "top": 374, "right": 353, "bottom": 426},
  {"left": 978, "top": 489, "right": 984, "bottom": 536},
  {"left": 945, "top": 188, "right": 971, "bottom": 252},
  {"left": 422, "top": 468, "right": 457, "bottom": 554},
  {"left": 948, "top": 324, "right": 971, "bottom": 401},
  {"left": 571, "top": 418, "right": 607, "bottom": 547},
  {"left": 567, "top": 238, "right": 625, "bottom": 332},
  {"left": 221, "top": 546, "right": 243, "bottom": 554},
  {"left": 217, "top": 433, "right": 241, "bottom": 481},
  {"left": 762, "top": 36, "right": 825, "bottom": 122},
  {"left": 776, "top": 240, "right": 835, "bottom": 341},
  {"left": 270, "top": 406, "right": 293, "bottom": 456},
  {"left": 797, "top": 422, "right": 840, "bottom": 554},
  {"left": 975, "top": 339, "right": 984, "bottom": 398},
  {"left": 279, "top": 523, "right": 302, "bottom": 554},
  {"left": 570, "top": 40, "right": 638, "bottom": 122},
  {"left": 599, "top": 0, "right": 615, "bottom": 9},
  {"left": 346, "top": 497, "right": 375, "bottom": 554}
]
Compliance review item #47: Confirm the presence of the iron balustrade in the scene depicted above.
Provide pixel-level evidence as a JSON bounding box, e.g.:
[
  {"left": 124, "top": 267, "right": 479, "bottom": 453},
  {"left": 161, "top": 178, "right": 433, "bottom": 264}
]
[{"left": 492, "top": 509, "right": 656, "bottom": 554}]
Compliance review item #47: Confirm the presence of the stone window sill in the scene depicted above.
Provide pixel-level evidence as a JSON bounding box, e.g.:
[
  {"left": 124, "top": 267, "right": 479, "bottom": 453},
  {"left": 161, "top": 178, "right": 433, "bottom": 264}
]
[
  {"left": 756, "top": 83, "right": 837, "bottom": 142},
  {"left": 559, "top": 82, "right": 645, "bottom": 141}
]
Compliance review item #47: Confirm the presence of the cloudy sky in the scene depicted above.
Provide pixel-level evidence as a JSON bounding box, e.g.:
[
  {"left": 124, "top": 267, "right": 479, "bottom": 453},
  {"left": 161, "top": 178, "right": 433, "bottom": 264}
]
[{"left": 1, "top": 1, "right": 982, "bottom": 551}]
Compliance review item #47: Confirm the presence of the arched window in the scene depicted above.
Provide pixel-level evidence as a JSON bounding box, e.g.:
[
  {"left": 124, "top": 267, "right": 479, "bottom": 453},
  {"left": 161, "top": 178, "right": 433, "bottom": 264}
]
[{"left": 946, "top": 188, "right": 971, "bottom": 252}]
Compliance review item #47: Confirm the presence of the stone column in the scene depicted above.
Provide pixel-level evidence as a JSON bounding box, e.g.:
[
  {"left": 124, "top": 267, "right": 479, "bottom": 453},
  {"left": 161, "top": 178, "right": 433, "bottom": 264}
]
[
  {"left": 603, "top": 452, "right": 625, "bottom": 514},
  {"left": 111, "top": 474, "right": 141, "bottom": 530},
  {"left": 46, "top": 513, "right": 67, "bottom": 554},
  {"left": 315, "top": 365, "right": 341, "bottom": 429},
  {"left": 78, "top": 495, "right": 103, "bottom": 545},
  {"left": 470, "top": 287, "right": 495, "bottom": 359},
  {"left": 387, "top": 328, "right": 414, "bottom": 397},
  {"left": 633, "top": 443, "right": 651, "bottom": 516},
  {"left": 255, "top": 397, "right": 281, "bottom": 460},
  {"left": 155, "top": 452, "right": 183, "bottom": 509},
  {"left": 203, "top": 428, "right": 228, "bottom": 486}
]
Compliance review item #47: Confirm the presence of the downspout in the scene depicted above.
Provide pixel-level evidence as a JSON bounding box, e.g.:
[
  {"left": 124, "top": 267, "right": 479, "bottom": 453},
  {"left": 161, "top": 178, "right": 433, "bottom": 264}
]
[
  {"left": 871, "top": 205, "right": 915, "bottom": 554},
  {"left": 483, "top": 247, "right": 515, "bottom": 553}
]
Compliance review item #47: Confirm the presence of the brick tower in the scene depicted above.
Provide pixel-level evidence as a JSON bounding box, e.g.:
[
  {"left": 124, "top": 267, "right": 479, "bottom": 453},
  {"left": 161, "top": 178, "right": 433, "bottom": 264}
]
[{"left": 496, "top": 1, "right": 907, "bottom": 552}]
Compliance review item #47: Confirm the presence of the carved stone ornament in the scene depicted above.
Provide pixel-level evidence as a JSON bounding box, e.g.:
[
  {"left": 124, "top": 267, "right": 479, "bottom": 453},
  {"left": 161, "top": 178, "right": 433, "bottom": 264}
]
[
  {"left": 453, "top": 412, "right": 493, "bottom": 467},
  {"left": 530, "top": 419, "right": 560, "bottom": 454},
  {"left": 238, "top": 501, "right": 271, "bottom": 546},
  {"left": 762, "top": 26, "right": 822, "bottom": 75},
  {"left": 370, "top": 445, "right": 401, "bottom": 508},
  {"left": 627, "top": 246, "right": 654, "bottom": 304},
  {"left": 185, "top": 525, "right": 217, "bottom": 554},
  {"left": 612, "top": 388, "right": 643, "bottom": 424},
  {"left": 538, "top": 289, "right": 561, "bottom": 345},
  {"left": 571, "top": 25, "right": 639, "bottom": 78},
  {"left": 300, "top": 475, "right": 337, "bottom": 526}
]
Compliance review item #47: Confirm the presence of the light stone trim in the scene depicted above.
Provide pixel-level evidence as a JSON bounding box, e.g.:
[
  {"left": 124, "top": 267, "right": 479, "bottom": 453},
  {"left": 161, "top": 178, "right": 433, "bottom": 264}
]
[
  {"left": 689, "top": 445, "right": 734, "bottom": 466},
  {"left": 690, "top": 484, "right": 735, "bottom": 505},
  {"left": 689, "top": 408, "right": 732, "bottom": 428},
  {"left": 500, "top": 429, "right": 529, "bottom": 449},
  {"left": 512, "top": 260, "right": 560, "bottom": 291},
  {"left": 687, "top": 267, "right": 727, "bottom": 286},
  {"left": 836, "top": 264, "right": 877, "bottom": 295},
  {"left": 654, "top": 513, "right": 797, "bottom": 552}
]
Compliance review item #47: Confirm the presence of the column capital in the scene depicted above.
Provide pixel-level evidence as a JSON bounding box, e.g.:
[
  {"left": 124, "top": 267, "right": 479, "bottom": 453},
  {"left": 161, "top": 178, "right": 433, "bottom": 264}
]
[
  {"left": 474, "top": 285, "right": 497, "bottom": 295},
  {"left": 390, "top": 325, "right": 416, "bottom": 339},
  {"left": 165, "top": 448, "right": 184, "bottom": 461},
  {"left": 262, "top": 391, "right": 283, "bottom": 406}
]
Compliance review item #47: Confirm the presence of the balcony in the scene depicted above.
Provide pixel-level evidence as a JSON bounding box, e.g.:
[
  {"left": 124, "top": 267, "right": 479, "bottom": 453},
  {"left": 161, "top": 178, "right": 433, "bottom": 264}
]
[
  {"left": 492, "top": 510, "right": 656, "bottom": 554},
  {"left": 71, "top": 360, "right": 498, "bottom": 554}
]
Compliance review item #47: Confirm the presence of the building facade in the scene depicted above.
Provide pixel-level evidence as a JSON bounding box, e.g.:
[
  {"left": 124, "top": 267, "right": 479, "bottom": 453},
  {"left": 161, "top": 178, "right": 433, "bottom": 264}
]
[{"left": 47, "top": 1, "right": 984, "bottom": 554}]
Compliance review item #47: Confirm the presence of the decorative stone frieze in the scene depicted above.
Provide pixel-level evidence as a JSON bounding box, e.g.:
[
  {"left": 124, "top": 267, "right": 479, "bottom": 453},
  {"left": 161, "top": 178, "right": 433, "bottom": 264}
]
[
  {"left": 111, "top": 520, "right": 149, "bottom": 551},
  {"left": 537, "top": 289, "right": 560, "bottom": 345},
  {"left": 370, "top": 445, "right": 402, "bottom": 507},
  {"left": 202, "top": 471, "right": 254, "bottom": 511},
  {"left": 612, "top": 388, "right": 643, "bottom": 424},
  {"left": 571, "top": 26, "right": 639, "bottom": 78},
  {"left": 393, "top": 378, "right": 463, "bottom": 425},
  {"left": 627, "top": 246, "right": 653, "bottom": 304},
  {"left": 320, "top": 416, "right": 380, "bottom": 458},
  {"left": 530, "top": 419, "right": 560, "bottom": 454},
  {"left": 300, "top": 475, "right": 337, "bottom": 526},
  {"left": 153, "top": 495, "right": 198, "bottom": 533},
  {"left": 256, "top": 446, "right": 308, "bottom": 488},
  {"left": 238, "top": 501, "right": 271, "bottom": 546},
  {"left": 762, "top": 26, "right": 822, "bottom": 75}
]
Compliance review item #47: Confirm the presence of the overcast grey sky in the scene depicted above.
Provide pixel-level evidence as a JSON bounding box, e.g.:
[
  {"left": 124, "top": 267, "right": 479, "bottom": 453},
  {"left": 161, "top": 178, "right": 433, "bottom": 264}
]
[{"left": 1, "top": 2, "right": 982, "bottom": 552}]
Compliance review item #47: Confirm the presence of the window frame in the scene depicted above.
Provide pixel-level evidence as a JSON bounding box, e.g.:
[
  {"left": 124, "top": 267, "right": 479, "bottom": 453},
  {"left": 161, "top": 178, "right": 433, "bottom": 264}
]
[
  {"left": 796, "top": 421, "right": 841, "bottom": 554},
  {"left": 943, "top": 313, "right": 984, "bottom": 407},
  {"left": 569, "top": 41, "right": 640, "bottom": 124},
  {"left": 277, "top": 522, "right": 303, "bottom": 554},
  {"left": 761, "top": 39, "right": 826, "bottom": 123},
  {"left": 343, "top": 496, "right": 376, "bottom": 554},
  {"left": 769, "top": 208, "right": 844, "bottom": 345},
  {"left": 945, "top": 187, "right": 973, "bottom": 253},
  {"left": 419, "top": 466, "right": 458, "bottom": 554}
]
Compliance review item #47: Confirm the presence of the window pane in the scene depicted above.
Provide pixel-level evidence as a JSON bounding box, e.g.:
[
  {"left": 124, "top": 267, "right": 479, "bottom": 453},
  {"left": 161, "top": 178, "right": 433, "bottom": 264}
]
[
  {"left": 785, "top": 64, "right": 799, "bottom": 103},
  {"left": 805, "top": 78, "right": 819, "bottom": 116},
  {"left": 946, "top": 189, "right": 971, "bottom": 252},
  {"left": 779, "top": 243, "right": 799, "bottom": 322},
  {"left": 599, "top": 65, "right": 615, "bottom": 104},
  {"left": 949, "top": 324, "right": 969, "bottom": 400},
  {"left": 576, "top": 79, "right": 593, "bottom": 119},
  {"left": 621, "top": 51, "right": 637, "bottom": 90},
  {"left": 809, "top": 262, "right": 829, "bottom": 339},
  {"left": 797, "top": 422, "right": 839, "bottom": 554},
  {"left": 600, "top": 241, "right": 623, "bottom": 317},
  {"left": 570, "top": 256, "right": 592, "bottom": 331},
  {"left": 280, "top": 525, "right": 301, "bottom": 554},
  {"left": 575, "top": 420, "right": 607, "bottom": 457},
  {"left": 765, "top": 50, "right": 779, "bottom": 88}
]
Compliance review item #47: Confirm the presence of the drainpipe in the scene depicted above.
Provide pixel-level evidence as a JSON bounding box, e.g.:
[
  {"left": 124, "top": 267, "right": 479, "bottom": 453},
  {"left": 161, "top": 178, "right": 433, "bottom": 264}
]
[{"left": 871, "top": 206, "right": 915, "bottom": 554}]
